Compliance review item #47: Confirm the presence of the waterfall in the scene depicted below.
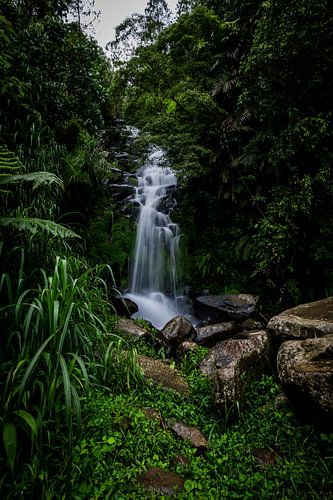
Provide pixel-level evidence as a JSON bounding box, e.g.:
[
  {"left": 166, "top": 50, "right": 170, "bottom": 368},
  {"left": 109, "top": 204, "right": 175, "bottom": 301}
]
[{"left": 125, "top": 146, "right": 183, "bottom": 329}]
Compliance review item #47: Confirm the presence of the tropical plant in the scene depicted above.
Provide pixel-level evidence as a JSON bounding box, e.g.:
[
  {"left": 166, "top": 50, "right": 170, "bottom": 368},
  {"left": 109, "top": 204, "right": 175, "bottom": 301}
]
[{"left": 0, "top": 252, "right": 139, "bottom": 496}]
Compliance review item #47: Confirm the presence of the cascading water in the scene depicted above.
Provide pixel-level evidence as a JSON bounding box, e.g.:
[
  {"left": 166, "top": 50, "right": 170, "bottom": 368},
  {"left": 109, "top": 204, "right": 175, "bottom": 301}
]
[{"left": 125, "top": 146, "right": 183, "bottom": 329}]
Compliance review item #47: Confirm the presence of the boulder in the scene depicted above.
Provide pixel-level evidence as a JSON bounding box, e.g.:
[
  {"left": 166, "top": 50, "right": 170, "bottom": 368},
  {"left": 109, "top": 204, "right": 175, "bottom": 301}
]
[
  {"left": 200, "top": 331, "right": 271, "bottom": 417},
  {"left": 277, "top": 335, "right": 333, "bottom": 421},
  {"left": 113, "top": 296, "right": 138, "bottom": 317},
  {"left": 160, "top": 316, "right": 195, "bottom": 354},
  {"left": 241, "top": 318, "right": 266, "bottom": 331},
  {"left": 268, "top": 296, "right": 333, "bottom": 340},
  {"left": 194, "top": 294, "right": 258, "bottom": 323},
  {"left": 170, "top": 421, "right": 208, "bottom": 454},
  {"left": 199, "top": 349, "right": 215, "bottom": 378},
  {"left": 138, "top": 355, "right": 189, "bottom": 397},
  {"left": 115, "top": 318, "right": 148, "bottom": 338},
  {"left": 195, "top": 322, "right": 237, "bottom": 346},
  {"left": 137, "top": 467, "right": 185, "bottom": 495}
]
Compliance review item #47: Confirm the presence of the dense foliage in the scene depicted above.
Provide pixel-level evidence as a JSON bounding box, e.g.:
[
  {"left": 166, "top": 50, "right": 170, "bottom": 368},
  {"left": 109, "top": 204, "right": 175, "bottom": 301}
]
[
  {"left": 114, "top": 0, "right": 333, "bottom": 310},
  {"left": 1, "top": 0, "right": 332, "bottom": 496},
  {"left": 0, "top": 0, "right": 138, "bottom": 495}
]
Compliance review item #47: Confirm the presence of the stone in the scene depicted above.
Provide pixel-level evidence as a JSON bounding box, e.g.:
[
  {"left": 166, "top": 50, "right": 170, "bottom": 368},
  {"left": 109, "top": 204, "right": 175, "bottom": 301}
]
[
  {"left": 114, "top": 152, "right": 130, "bottom": 162},
  {"left": 137, "top": 467, "right": 185, "bottom": 495},
  {"left": 268, "top": 296, "right": 333, "bottom": 340},
  {"left": 112, "top": 296, "right": 138, "bottom": 318},
  {"left": 241, "top": 318, "right": 266, "bottom": 331},
  {"left": 171, "top": 421, "right": 208, "bottom": 454},
  {"left": 277, "top": 335, "right": 333, "bottom": 421},
  {"left": 161, "top": 316, "right": 195, "bottom": 352},
  {"left": 251, "top": 448, "right": 277, "bottom": 466},
  {"left": 177, "top": 341, "right": 198, "bottom": 357},
  {"left": 212, "top": 331, "right": 271, "bottom": 416},
  {"left": 107, "top": 183, "right": 134, "bottom": 198},
  {"left": 194, "top": 294, "right": 258, "bottom": 323},
  {"left": 195, "top": 322, "right": 237, "bottom": 346},
  {"left": 138, "top": 355, "right": 189, "bottom": 397},
  {"left": 199, "top": 349, "right": 215, "bottom": 378},
  {"left": 115, "top": 318, "right": 148, "bottom": 338}
]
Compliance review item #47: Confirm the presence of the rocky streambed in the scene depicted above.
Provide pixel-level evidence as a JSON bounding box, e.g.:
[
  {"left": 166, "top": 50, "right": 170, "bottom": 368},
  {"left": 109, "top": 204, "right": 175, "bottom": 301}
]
[{"left": 115, "top": 294, "right": 333, "bottom": 426}]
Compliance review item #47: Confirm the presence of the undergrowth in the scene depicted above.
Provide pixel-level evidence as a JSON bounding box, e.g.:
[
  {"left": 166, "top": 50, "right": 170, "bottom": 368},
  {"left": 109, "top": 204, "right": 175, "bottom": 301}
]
[{"left": 68, "top": 362, "right": 333, "bottom": 499}]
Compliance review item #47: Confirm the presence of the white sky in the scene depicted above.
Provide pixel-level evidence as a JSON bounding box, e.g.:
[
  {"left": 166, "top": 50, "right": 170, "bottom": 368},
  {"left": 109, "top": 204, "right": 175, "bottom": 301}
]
[{"left": 93, "top": 0, "right": 178, "bottom": 50}]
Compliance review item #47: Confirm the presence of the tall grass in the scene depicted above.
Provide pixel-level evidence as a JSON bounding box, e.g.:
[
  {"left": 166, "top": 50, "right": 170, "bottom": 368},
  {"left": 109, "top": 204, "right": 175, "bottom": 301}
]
[{"left": 0, "top": 252, "right": 140, "bottom": 497}]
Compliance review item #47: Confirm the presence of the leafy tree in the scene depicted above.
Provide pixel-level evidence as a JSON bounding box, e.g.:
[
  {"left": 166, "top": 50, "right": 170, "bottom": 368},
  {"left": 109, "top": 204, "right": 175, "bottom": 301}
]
[
  {"left": 113, "top": 0, "right": 333, "bottom": 308},
  {"left": 144, "top": 0, "right": 172, "bottom": 41}
]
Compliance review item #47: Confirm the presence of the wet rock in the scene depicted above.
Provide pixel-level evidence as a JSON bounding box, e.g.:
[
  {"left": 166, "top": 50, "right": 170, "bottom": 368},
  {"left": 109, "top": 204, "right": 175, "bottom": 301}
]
[
  {"left": 199, "top": 349, "right": 215, "bottom": 378},
  {"left": 211, "top": 331, "right": 271, "bottom": 416},
  {"left": 251, "top": 448, "right": 277, "bottom": 466},
  {"left": 277, "top": 335, "right": 333, "bottom": 421},
  {"left": 194, "top": 294, "right": 258, "bottom": 323},
  {"left": 115, "top": 318, "right": 148, "bottom": 338},
  {"left": 177, "top": 341, "right": 198, "bottom": 357},
  {"left": 107, "top": 183, "right": 134, "bottom": 198},
  {"left": 241, "top": 318, "right": 266, "bottom": 331},
  {"left": 195, "top": 322, "right": 237, "bottom": 346},
  {"left": 171, "top": 421, "right": 208, "bottom": 454},
  {"left": 161, "top": 316, "right": 195, "bottom": 353},
  {"left": 183, "top": 286, "right": 200, "bottom": 299},
  {"left": 110, "top": 166, "right": 124, "bottom": 176},
  {"left": 114, "top": 151, "right": 130, "bottom": 162},
  {"left": 268, "top": 296, "right": 333, "bottom": 340},
  {"left": 137, "top": 467, "right": 185, "bottom": 495},
  {"left": 112, "top": 296, "right": 138, "bottom": 317},
  {"left": 138, "top": 355, "right": 189, "bottom": 397}
]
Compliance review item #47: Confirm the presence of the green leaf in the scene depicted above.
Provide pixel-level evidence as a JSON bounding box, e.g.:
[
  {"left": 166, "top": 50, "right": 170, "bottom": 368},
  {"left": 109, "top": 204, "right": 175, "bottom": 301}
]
[
  {"left": 0, "top": 171, "right": 63, "bottom": 190},
  {"left": 60, "top": 355, "right": 73, "bottom": 452},
  {"left": 0, "top": 217, "right": 80, "bottom": 239},
  {"left": 3, "top": 421, "right": 17, "bottom": 471},
  {"left": 18, "top": 335, "right": 54, "bottom": 402},
  {"left": 16, "top": 410, "right": 38, "bottom": 437}
]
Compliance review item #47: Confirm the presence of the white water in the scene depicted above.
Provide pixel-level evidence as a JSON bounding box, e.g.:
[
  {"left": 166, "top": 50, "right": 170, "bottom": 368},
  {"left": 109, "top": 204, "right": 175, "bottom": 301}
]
[{"left": 126, "top": 147, "right": 182, "bottom": 330}]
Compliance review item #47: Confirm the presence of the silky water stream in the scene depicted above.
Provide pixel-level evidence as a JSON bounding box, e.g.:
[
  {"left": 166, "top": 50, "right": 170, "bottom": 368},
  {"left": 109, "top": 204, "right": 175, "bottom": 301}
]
[{"left": 125, "top": 146, "right": 187, "bottom": 329}]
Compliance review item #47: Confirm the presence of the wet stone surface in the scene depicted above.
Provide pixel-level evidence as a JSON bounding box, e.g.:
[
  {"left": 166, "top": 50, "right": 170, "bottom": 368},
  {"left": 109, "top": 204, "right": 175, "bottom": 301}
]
[{"left": 137, "top": 467, "right": 185, "bottom": 495}]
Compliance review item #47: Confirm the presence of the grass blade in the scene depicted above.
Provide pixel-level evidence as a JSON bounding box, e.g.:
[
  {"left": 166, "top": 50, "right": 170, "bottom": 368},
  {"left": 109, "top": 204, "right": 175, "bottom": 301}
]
[
  {"left": 59, "top": 355, "right": 73, "bottom": 452},
  {"left": 3, "top": 421, "right": 17, "bottom": 472},
  {"left": 16, "top": 410, "right": 38, "bottom": 437},
  {"left": 18, "top": 334, "right": 54, "bottom": 402}
]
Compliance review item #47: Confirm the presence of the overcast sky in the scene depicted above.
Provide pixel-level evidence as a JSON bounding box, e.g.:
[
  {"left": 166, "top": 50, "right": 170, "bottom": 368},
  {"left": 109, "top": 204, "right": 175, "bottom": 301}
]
[{"left": 93, "top": 0, "right": 178, "bottom": 50}]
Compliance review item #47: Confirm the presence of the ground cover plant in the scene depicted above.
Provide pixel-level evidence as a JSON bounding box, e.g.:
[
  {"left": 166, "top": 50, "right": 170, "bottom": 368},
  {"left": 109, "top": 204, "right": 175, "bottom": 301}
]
[{"left": 69, "top": 340, "right": 333, "bottom": 499}]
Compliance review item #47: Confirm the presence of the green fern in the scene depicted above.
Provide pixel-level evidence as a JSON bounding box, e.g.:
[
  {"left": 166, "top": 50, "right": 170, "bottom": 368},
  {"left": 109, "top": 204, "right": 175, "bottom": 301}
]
[
  {"left": 0, "top": 146, "right": 78, "bottom": 239},
  {"left": 0, "top": 146, "right": 22, "bottom": 192},
  {"left": 0, "top": 146, "right": 63, "bottom": 190},
  {"left": 0, "top": 217, "right": 80, "bottom": 239},
  {"left": 0, "top": 171, "right": 64, "bottom": 190}
]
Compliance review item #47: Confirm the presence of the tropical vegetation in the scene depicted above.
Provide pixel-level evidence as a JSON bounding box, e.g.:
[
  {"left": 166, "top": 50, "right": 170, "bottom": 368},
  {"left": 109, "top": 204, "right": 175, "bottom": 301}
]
[{"left": 0, "top": 0, "right": 332, "bottom": 497}]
